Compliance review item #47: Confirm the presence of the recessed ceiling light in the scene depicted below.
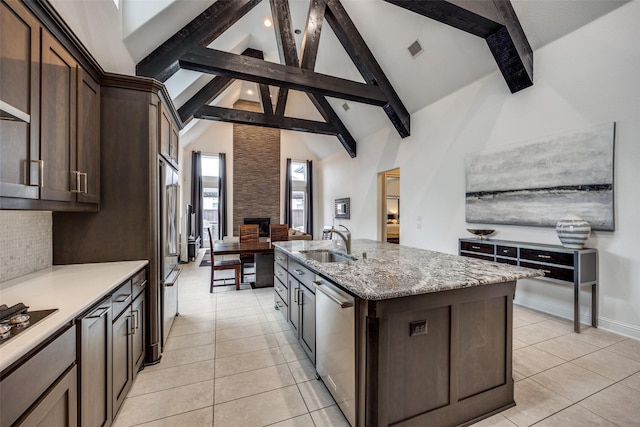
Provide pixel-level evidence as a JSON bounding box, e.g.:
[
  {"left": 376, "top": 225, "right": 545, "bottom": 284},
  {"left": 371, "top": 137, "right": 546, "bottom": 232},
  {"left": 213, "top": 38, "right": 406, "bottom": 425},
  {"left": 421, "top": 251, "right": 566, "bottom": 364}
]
[
  {"left": 247, "top": 89, "right": 254, "bottom": 95},
  {"left": 294, "top": 29, "right": 301, "bottom": 35},
  {"left": 264, "top": 18, "right": 272, "bottom": 28}
]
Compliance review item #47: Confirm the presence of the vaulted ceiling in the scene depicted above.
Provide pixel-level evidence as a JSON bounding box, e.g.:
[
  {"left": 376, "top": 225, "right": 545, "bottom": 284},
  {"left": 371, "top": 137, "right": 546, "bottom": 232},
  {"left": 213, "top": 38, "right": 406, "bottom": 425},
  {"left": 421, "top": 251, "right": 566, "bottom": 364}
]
[{"left": 51, "top": 0, "right": 627, "bottom": 159}]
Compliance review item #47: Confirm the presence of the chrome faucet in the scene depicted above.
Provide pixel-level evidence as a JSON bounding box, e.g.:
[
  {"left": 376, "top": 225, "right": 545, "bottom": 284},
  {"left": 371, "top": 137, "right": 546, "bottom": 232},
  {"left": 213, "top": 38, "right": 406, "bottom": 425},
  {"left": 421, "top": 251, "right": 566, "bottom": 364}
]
[{"left": 330, "top": 225, "right": 352, "bottom": 254}]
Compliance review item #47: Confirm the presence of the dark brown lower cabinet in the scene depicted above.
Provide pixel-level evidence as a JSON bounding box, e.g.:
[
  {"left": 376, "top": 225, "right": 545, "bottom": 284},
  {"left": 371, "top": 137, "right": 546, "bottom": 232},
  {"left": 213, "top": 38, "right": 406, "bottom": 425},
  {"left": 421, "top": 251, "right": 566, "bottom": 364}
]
[
  {"left": 18, "top": 366, "right": 78, "bottom": 427},
  {"left": 112, "top": 305, "right": 133, "bottom": 417},
  {"left": 77, "top": 297, "right": 113, "bottom": 427},
  {"left": 132, "top": 292, "right": 146, "bottom": 374},
  {"left": 287, "top": 272, "right": 316, "bottom": 363},
  {"left": 0, "top": 326, "right": 77, "bottom": 427}
]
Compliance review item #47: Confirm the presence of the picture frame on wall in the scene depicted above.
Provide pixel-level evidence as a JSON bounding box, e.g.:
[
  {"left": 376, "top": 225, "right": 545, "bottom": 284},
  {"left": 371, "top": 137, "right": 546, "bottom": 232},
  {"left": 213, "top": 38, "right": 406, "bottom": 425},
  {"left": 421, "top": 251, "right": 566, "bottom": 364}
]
[{"left": 335, "top": 197, "right": 350, "bottom": 219}]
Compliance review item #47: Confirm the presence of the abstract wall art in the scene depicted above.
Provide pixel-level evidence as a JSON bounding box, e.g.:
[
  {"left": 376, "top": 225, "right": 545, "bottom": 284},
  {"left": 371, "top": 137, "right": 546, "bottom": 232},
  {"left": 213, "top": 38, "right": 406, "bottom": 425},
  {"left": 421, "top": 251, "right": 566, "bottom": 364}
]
[{"left": 465, "top": 122, "right": 615, "bottom": 231}]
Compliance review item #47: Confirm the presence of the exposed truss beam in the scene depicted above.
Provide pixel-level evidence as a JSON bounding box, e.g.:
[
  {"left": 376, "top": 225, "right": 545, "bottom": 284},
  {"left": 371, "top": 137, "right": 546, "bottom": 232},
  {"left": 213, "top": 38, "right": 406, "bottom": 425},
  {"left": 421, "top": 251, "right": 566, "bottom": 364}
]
[
  {"left": 384, "top": 0, "right": 533, "bottom": 93},
  {"left": 178, "top": 48, "right": 263, "bottom": 124},
  {"left": 272, "top": 0, "right": 356, "bottom": 157},
  {"left": 325, "top": 0, "right": 410, "bottom": 138},
  {"left": 136, "top": 0, "right": 262, "bottom": 82},
  {"left": 258, "top": 84, "right": 273, "bottom": 115},
  {"left": 179, "top": 47, "right": 388, "bottom": 106},
  {"left": 195, "top": 105, "right": 338, "bottom": 135}
]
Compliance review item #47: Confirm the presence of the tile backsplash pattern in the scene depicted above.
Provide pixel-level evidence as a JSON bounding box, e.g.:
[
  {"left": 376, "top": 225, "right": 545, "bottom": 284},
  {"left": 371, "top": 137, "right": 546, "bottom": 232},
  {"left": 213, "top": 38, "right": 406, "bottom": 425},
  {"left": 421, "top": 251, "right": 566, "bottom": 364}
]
[{"left": 0, "top": 211, "right": 52, "bottom": 283}]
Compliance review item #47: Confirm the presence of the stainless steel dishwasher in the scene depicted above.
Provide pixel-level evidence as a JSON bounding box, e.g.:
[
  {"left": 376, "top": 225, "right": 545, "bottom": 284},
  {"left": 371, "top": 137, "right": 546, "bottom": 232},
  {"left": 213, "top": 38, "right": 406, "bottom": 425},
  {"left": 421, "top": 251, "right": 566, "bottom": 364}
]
[{"left": 313, "top": 275, "right": 356, "bottom": 426}]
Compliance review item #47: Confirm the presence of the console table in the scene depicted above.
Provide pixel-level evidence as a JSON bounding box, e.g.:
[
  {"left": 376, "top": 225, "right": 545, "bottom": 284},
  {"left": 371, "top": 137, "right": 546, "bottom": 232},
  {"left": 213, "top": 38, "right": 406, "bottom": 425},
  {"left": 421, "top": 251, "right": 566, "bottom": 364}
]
[{"left": 459, "top": 238, "right": 598, "bottom": 333}]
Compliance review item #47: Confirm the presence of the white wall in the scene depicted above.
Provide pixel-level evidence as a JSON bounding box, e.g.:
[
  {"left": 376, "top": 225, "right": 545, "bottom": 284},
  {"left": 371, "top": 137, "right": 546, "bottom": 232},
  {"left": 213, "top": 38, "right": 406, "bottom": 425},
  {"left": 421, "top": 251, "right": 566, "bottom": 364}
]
[
  {"left": 180, "top": 124, "right": 319, "bottom": 239},
  {"left": 318, "top": 2, "right": 640, "bottom": 339}
]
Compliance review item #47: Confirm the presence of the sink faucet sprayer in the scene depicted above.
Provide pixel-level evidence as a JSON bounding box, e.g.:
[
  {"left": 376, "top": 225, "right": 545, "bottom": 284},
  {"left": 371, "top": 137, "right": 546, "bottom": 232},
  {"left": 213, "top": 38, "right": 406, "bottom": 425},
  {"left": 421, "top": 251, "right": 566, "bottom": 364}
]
[{"left": 330, "top": 225, "right": 351, "bottom": 254}]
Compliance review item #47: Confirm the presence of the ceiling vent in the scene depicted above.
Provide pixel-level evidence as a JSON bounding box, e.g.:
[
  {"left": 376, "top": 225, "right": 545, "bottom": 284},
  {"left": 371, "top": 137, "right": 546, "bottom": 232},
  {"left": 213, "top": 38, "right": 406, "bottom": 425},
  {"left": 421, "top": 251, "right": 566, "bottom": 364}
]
[
  {"left": 342, "top": 102, "right": 350, "bottom": 112},
  {"left": 407, "top": 40, "right": 423, "bottom": 58}
]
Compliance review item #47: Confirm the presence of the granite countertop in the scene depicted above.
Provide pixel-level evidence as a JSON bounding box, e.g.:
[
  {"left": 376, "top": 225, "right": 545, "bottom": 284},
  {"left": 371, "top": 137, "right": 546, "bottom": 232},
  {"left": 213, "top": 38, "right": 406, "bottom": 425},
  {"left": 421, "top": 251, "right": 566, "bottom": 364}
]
[
  {"left": 0, "top": 260, "right": 148, "bottom": 372},
  {"left": 274, "top": 239, "right": 543, "bottom": 300}
]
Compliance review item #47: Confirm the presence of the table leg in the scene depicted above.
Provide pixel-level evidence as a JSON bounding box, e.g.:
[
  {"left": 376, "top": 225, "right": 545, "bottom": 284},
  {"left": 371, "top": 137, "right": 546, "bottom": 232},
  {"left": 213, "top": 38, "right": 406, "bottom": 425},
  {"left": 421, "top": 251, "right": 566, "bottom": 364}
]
[
  {"left": 592, "top": 283, "right": 598, "bottom": 328},
  {"left": 574, "top": 283, "right": 581, "bottom": 333}
]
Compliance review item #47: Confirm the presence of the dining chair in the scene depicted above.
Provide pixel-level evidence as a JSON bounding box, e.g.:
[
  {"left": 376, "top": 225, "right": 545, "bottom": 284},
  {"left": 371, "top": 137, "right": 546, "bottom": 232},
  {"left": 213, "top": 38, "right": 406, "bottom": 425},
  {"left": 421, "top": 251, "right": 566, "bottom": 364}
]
[
  {"left": 270, "top": 224, "right": 289, "bottom": 242},
  {"left": 239, "top": 224, "right": 259, "bottom": 283},
  {"left": 207, "top": 227, "right": 241, "bottom": 291}
]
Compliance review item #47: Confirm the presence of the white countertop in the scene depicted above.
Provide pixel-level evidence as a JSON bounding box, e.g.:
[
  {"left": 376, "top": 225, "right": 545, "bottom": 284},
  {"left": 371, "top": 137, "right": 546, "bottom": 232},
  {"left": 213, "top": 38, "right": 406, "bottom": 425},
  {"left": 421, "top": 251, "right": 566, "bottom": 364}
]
[{"left": 0, "top": 261, "right": 148, "bottom": 372}]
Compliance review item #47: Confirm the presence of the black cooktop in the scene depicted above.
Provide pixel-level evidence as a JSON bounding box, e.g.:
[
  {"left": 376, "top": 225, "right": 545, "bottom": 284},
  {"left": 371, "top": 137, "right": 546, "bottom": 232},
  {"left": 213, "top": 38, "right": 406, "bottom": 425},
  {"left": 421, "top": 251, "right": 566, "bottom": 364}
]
[{"left": 0, "top": 308, "right": 58, "bottom": 347}]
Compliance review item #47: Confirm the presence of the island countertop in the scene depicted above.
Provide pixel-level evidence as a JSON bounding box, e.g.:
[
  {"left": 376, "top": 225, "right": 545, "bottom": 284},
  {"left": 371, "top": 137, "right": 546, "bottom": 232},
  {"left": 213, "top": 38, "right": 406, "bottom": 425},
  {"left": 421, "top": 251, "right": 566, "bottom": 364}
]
[{"left": 273, "top": 239, "right": 543, "bottom": 300}]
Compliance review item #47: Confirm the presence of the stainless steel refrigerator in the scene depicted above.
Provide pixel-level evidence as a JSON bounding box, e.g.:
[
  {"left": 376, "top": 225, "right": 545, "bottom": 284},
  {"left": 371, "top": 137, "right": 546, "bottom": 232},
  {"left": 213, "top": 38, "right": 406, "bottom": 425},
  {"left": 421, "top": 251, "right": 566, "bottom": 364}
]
[{"left": 159, "top": 159, "right": 180, "bottom": 347}]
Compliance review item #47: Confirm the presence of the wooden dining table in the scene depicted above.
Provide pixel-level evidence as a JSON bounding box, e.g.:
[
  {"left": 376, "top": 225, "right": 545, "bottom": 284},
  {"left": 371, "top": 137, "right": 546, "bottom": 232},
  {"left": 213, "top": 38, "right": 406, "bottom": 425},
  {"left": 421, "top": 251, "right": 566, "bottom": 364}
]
[
  {"left": 212, "top": 241, "right": 275, "bottom": 287},
  {"left": 212, "top": 241, "right": 274, "bottom": 255}
]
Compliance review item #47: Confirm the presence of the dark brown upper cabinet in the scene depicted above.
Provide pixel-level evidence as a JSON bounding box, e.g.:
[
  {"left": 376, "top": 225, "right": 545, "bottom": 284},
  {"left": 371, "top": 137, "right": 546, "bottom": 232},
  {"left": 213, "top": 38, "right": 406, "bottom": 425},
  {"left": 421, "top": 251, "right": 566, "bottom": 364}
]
[{"left": 159, "top": 102, "right": 178, "bottom": 168}]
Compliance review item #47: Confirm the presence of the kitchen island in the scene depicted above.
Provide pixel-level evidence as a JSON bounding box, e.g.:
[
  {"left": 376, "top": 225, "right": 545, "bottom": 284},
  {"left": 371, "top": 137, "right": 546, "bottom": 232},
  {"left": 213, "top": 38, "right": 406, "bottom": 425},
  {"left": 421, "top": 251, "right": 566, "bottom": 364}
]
[{"left": 274, "top": 239, "right": 542, "bottom": 427}]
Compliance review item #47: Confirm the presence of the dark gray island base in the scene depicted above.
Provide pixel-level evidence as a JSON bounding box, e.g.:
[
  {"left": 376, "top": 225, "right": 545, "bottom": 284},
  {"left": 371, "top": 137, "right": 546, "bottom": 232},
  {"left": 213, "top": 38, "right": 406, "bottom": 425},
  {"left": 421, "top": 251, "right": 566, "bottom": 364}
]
[
  {"left": 358, "top": 280, "right": 515, "bottom": 426},
  {"left": 274, "top": 240, "right": 542, "bottom": 427}
]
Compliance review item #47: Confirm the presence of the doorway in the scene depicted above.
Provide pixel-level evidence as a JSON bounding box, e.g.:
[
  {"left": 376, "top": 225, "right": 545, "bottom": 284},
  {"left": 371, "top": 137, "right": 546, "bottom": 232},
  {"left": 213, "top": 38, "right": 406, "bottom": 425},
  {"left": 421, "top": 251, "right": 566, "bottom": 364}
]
[{"left": 378, "top": 168, "right": 400, "bottom": 244}]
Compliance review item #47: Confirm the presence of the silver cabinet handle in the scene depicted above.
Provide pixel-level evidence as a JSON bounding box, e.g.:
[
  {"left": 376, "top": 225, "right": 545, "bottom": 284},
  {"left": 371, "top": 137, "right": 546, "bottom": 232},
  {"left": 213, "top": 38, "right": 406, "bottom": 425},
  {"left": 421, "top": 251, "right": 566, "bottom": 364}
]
[
  {"left": 128, "top": 314, "right": 135, "bottom": 335},
  {"left": 81, "top": 172, "right": 88, "bottom": 193},
  {"left": 538, "top": 254, "right": 551, "bottom": 259},
  {"left": 276, "top": 270, "right": 283, "bottom": 277},
  {"left": 30, "top": 159, "right": 44, "bottom": 187},
  {"left": 114, "top": 294, "right": 131, "bottom": 303},
  {"left": 133, "top": 309, "right": 140, "bottom": 330},
  {"left": 71, "top": 171, "right": 81, "bottom": 193},
  {"left": 87, "top": 306, "right": 111, "bottom": 319},
  {"left": 293, "top": 287, "right": 298, "bottom": 303},
  {"left": 293, "top": 269, "right": 305, "bottom": 276}
]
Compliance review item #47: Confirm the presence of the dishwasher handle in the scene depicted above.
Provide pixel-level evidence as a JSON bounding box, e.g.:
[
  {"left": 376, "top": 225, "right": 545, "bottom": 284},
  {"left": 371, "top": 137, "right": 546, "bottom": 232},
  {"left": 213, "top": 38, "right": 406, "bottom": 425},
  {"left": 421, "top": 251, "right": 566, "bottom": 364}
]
[{"left": 312, "top": 281, "right": 354, "bottom": 309}]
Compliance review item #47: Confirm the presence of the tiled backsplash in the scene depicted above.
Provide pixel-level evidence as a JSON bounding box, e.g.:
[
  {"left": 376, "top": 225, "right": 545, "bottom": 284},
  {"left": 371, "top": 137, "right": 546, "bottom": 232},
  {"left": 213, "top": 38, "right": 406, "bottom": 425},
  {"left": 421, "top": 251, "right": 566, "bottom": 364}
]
[{"left": 0, "top": 211, "right": 52, "bottom": 283}]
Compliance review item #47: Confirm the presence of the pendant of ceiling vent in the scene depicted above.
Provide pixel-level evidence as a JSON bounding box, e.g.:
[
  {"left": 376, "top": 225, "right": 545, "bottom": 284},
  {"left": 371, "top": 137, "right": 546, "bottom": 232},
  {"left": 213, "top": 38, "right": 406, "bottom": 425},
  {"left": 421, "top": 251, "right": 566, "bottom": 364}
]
[{"left": 408, "top": 40, "right": 423, "bottom": 59}]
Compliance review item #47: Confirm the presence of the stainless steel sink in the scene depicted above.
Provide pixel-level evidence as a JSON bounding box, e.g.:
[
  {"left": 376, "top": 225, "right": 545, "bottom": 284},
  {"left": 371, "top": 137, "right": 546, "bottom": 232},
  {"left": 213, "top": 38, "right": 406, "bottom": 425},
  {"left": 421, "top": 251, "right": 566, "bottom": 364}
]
[{"left": 299, "top": 250, "right": 357, "bottom": 263}]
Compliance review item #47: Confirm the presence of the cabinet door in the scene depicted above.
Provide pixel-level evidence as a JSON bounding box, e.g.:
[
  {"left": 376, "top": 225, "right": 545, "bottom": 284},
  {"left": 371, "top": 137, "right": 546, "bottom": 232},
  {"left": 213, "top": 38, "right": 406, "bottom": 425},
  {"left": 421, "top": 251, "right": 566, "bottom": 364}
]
[
  {"left": 112, "top": 309, "right": 133, "bottom": 417},
  {"left": 76, "top": 67, "right": 100, "bottom": 204},
  {"left": 78, "top": 299, "right": 112, "bottom": 427},
  {"left": 40, "top": 30, "right": 77, "bottom": 202},
  {"left": 0, "top": 0, "right": 40, "bottom": 199},
  {"left": 288, "top": 276, "right": 300, "bottom": 334},
  {"left": 18, "top": 365, "right": 78, "bottom": 427},
  {"left": 170, "top": 123, "right": 179, "bottom": 165},
  {"left": 159, "top": 102, "right": 171, "bottom": 163},
  {"left": 299, "top": 285, "right": 316, "bottom": 362},
  {"left": 132, "top": 292, "right": 146, "bottom": 374}
]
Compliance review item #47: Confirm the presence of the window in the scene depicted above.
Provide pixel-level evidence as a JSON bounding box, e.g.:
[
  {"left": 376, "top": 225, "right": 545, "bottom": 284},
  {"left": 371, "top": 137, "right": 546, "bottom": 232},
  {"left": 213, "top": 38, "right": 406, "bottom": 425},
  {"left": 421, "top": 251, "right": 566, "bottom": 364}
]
[
  {"left": 202, "top": 154, "right": 220, "bottom": 242},
  {"left": 290, "top": 161, "right": 307, "bottom": 231}
]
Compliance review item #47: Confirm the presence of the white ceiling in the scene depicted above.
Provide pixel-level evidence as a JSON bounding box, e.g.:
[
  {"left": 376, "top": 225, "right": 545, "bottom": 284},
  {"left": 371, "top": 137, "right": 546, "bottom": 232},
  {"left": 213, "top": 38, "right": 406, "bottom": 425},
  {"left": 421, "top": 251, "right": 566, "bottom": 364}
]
[{"left": 119, "top": 0, "right": 628, "bottom": 158}]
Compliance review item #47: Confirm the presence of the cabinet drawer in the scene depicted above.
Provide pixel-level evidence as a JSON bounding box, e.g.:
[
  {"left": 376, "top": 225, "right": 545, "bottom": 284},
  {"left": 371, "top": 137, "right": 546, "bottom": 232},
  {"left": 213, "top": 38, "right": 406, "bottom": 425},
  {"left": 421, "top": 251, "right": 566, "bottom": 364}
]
[
  {"left": 496, "top": 257, "right": 518, "bottom": 266},
  {"left": 274, "top": 291, "right": 287, "bottom": 323},
  {"left": 274, "top": 275, "right": 288, "bottom": 304},
  {"left": 1, "top": 325, "right": 76, "bottom": 427},
  {"left": 461, "top": 252, "right": 494, "bottom": 262},
  {"left": 461, "top": 241, "right": 494, "bottom": 255},
  {"left": 112, "top": 279, "right": 132, "bottom": 317},
  {"left": 520, "top": 261, "right": 574, "bottom": 283},
  {"left": 274, "top": 262, "right": 288, "bottom": 285},
  {"left": 274, "top": 250, "right": 288, "bottom": 269},
  {"left": 520, "top": 248, "right": 574, "bottom": 267},
  {"left": 131, "top": 268, "right": 147, "bottom": 299},
  {"left": 288, "top": 259, "right": 315, "bottom": 292},
  {"left": 496, "top": 245, "right": 517, "bottom": 258}
]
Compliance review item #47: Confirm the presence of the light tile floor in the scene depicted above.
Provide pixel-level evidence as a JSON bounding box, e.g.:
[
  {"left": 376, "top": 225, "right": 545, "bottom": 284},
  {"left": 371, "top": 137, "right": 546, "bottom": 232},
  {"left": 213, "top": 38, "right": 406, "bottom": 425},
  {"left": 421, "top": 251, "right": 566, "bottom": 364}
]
[{"left": 113, "top": 253, "right": 640, "bottom": 427}]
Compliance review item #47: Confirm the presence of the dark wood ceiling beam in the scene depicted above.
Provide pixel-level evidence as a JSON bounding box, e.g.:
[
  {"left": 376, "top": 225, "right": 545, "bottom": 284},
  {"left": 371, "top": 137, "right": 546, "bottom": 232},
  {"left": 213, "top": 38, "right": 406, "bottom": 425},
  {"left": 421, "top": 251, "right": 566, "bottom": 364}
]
[
  {"left": 325, "top": 0, "right": 410, "bottom": 138},
  {"left": 300, "top": 0, "right": 327, "bottom": 70},
  {"left": 136, "top": 0, "right": 262, "bottom": 82},
  {"left": 179, "top": 47, "right": 388, "bottom": 106},
  {"left": 384, "top": 0, "right": 533, "bottom": 93},
  {"left": 178, "top": 48, "right": 264, "bottom": 124},
  {"left": 194, "top": 105, "right": 338, "bottom": 135},
  {"left": 308, "top": 95, "right": 356, "bottom": 158},
  {"left": 269, "top": 0, "right": 299, "bottom": 115},
  {"left": 258, "top": 84, "right": 273, "bottom": 115}
]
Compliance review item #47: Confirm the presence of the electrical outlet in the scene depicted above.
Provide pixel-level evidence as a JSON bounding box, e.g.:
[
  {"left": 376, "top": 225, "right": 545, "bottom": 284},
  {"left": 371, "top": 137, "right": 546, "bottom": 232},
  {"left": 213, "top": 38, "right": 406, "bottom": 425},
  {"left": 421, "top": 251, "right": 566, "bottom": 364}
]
[
  {"left": 409, "top": 320, "right": 428, "bottom": 336},
  {"left": 417, "top": 223, "right": 422, "bottom": 229}
]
